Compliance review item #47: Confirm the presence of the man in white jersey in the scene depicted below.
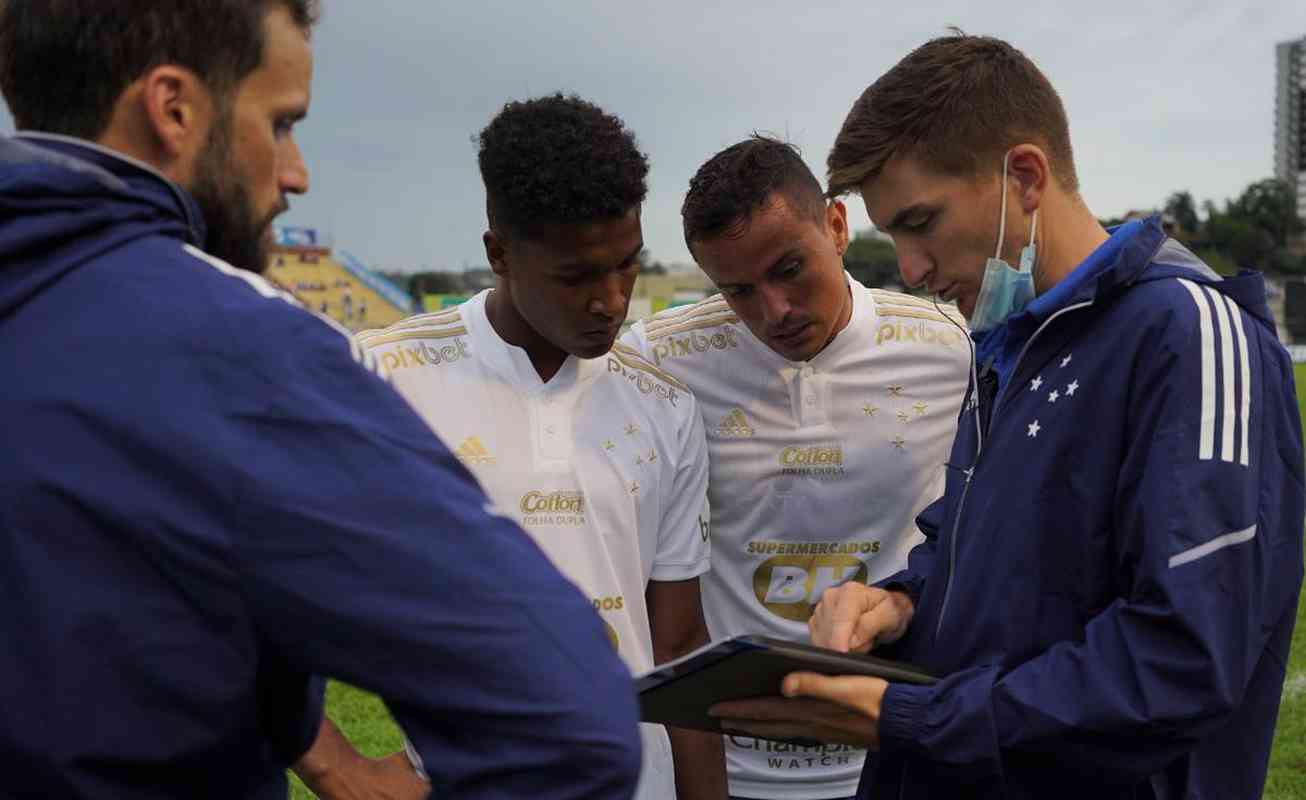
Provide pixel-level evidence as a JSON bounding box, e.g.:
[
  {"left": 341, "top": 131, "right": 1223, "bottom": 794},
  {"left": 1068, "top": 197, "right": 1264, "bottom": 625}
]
[
  {"left": 622, "top": 136, "right": 970, "bottom": 800},
  {"left": 356, "top": 95, "right": 726, "bottom": 800}
]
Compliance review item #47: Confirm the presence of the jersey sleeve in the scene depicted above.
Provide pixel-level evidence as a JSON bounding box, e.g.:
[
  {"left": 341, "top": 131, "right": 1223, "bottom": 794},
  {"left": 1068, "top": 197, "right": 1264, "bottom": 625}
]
[
  {"left": 227, "top": 311, "right": 642, "bottom": 798},
  {"left": 619, "top": 322, "right": 654, "bottom": 362},
  {"left": 650, "top": 398, "right": 712, "bottom": 582}
]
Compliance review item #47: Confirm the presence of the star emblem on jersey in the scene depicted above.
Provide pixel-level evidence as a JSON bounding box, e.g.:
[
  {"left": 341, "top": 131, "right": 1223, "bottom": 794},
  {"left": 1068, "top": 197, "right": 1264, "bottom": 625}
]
[
  {"left": 892, "top": 435, "right": 906, "bottom": 450},
  {"left": 603, "top": 440, "right": 615, "bottom": 451},
  {"left": 896, "top": 410, "right": 911, "bottom": 424},
  {"left": 630, "top": 481, "right": 640, "bottom": 495},
  {"left": 1048, "top": 390, "right": 1060, "bottom": 404},
  {"left": 1031, "top": 376, "right": 1044, "bottom": 392},
  {"left": 716, "top": 408, "right": 756, "bottom": 437},
  {"left": 625, "top": 423, "right": 640, "bottom": 436},
  {"left": 1061, "top": 354, "right": 1073, "bottom": 368},
  {"left": 1066, "top": 380, "right": 1080, "bottom": 397},
  {"left": 1028, "top": 420, "right": 1041, "bottom": 438},
  {"left": 887, "top": 385, "right": 905, "bottom": 397},
  {"left": 863, "top": 403, "right": 879, "bottom": 417},
  {"left": 913, "top": 401, "right": 928, "bottom": 416},
  {"left": 647, "top": 449, "right": 657, "bottom": 463}
]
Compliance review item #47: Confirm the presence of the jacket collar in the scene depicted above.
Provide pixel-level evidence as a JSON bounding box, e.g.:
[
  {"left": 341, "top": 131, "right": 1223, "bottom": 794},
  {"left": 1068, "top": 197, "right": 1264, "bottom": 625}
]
[{"left": 11, "top": 132, "right": 206, "bottom": 245}]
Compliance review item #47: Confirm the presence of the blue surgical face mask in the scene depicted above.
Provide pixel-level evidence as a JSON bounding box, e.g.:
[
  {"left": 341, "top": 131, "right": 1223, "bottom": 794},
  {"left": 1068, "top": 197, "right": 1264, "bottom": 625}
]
[{"left": 968, "top": 153, "right": 1038, "bottom": 333}]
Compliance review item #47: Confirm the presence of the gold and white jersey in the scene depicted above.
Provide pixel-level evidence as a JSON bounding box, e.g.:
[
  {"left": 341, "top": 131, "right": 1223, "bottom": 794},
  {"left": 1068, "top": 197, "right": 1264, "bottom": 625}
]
[
  {"left": 623, "top": 275, "right": 969, "bottom": 800},
  {"left": 359, "top": 290, "right": 711, "bottom": 800}
]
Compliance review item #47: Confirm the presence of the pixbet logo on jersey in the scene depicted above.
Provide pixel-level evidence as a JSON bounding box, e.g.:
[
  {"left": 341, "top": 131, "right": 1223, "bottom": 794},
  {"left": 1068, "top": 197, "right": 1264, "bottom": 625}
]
[
  {"left": 649, "top": 328, "right": 738, "bottom": 365},
  {"left": 749, "top": 541, "right": 879, "bottom": 621},
  {"left": 378, "top": 338, "right": 470, "bottom": 374}
]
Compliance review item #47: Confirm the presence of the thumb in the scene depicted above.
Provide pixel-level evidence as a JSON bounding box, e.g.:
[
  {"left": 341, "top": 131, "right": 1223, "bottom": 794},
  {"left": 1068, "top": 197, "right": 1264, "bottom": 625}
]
[{"left": 782, "top": 672, "right": 885, "bottom": 716}]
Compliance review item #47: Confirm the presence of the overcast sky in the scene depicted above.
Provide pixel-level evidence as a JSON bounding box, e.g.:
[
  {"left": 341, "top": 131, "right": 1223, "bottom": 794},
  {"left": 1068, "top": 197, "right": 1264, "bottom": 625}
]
[{"left": 4, "top": 1, "right": 1305, "bottom": 271}]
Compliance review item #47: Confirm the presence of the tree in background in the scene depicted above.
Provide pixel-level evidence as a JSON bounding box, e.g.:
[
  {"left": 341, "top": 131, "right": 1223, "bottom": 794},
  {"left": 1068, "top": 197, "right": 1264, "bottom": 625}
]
[
  {"left": 1164, "top": 191, "right": 1200, "bottom": 237},
  {"left": 844, "top": 232, "right": 903, "bottom": 290},
  {"left": 1229, "top": 179, "right": 1301, "bottom": 249}
]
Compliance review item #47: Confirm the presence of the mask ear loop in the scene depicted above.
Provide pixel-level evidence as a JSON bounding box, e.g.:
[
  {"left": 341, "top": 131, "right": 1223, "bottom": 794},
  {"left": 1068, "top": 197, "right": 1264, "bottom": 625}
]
[{"left": 994, "top": 151, "right": 1010, "bottom": 260}]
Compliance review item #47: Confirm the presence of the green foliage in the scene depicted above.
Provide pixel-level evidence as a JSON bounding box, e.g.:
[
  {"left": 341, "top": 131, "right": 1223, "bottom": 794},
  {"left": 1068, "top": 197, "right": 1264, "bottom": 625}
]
[
  {"left": 1178, "top": 178, "right": 1305, "bottom": 275},
  {"left": 844, "top": 233, "right": 902, "bottom": 289},
  {"left": 1231, "top": 179, "right": 1303, "bottom": 249},
  {"left": 1193, "top": 248, "right": 1237, "bottom": 277},
  {"left": 1206, "top": 213, "right": 1277, "bottom": 269},
  {"left": 1165, "top": 191, "right": 1200, "bottom": 236}
]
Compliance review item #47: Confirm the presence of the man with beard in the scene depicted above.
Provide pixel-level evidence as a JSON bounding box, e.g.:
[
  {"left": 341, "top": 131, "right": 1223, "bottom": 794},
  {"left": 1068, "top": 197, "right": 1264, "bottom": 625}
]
[{"left": 0, "top": 3, "right": 641, "bottom": 799}]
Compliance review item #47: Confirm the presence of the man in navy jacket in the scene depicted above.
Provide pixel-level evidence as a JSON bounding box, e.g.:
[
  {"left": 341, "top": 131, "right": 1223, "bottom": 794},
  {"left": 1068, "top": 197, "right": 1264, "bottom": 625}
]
[
  {"left": 712, "top": 33, "right": 1304, "bottom": 799},
  {"left": 0, "top": 2, "right": 640, "bottom": 798}
]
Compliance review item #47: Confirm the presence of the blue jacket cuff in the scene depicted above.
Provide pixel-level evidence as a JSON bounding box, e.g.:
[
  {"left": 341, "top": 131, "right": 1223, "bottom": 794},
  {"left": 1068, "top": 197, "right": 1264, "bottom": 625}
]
[{"left": 879, "top": 681, "right": 933, "bottom": 755}]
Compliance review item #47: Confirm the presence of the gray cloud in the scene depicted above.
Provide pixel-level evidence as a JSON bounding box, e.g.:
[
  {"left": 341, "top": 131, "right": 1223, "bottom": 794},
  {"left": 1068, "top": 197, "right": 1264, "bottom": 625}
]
[{"left": 4, "top": 0, "right": 1304, "bottom": 271}]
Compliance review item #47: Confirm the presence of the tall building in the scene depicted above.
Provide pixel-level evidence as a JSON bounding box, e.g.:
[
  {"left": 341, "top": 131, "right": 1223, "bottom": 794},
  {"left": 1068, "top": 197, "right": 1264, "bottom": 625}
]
[{"left": 1275, "top": 35, "right": 1306, "bottom": 223}]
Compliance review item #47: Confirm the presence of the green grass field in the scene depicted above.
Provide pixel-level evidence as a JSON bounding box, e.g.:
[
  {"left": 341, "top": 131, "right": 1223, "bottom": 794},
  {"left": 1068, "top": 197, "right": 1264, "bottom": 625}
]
[{"left": 290, "top": 365, "right": 1306, "bottom": 799}]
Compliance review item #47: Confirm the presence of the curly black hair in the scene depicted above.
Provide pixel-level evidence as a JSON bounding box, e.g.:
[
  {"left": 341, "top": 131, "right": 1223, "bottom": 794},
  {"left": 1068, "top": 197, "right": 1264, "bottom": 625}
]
[
  {"left": 681, "top": 135, "right": 826, "bottom": 251},
  {"left": 477, "top": 93, "right": 649, "bottom": 240}
]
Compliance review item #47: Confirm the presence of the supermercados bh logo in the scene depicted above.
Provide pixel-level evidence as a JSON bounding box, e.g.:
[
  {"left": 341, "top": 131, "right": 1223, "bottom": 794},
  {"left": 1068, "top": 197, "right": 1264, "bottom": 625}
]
[
  {"left": 748, "top": 540, "right": 879, "bottom": 621},
  {"left": 592, "top": 595, "right": 625, "bottom": 651},
  {"left": 875, "top": 321, "right": 964, "bottom": 348},
  {"left": 378, "top": 339, "right": 470, "bottom": 373},
  {"left": 778, "top": 443, "right": 844, "bottom": 479},
  {"left": 650, "top": 328, "right": 738, "bottom": 365},
  {"left": 519, "top": 490, "right": 586, "bottom": 526}
]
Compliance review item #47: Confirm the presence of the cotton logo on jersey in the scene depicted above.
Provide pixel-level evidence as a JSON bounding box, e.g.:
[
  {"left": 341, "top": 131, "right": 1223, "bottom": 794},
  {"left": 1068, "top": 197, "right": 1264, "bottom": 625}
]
[
  {"left": 454, "top": 436, "right": 494, "bottom": 465},
  {"left": 778, "top": 445, "right": 845, "bottom": 479},
  {"left": 751, "top": 554, "right": 869, "bottom": 622},
  {"left": 518, "top": 491, "right": 585, "bottom": 526},
  {"left": 716, "top": 408, "right": 755, "bottom": 438}
]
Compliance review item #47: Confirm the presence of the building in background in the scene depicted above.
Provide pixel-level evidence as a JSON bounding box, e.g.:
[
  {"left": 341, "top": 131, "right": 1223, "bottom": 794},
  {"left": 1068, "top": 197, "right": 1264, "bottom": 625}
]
[{"left": 1275, "top": 34, "right": 1306, "bottom": 223}]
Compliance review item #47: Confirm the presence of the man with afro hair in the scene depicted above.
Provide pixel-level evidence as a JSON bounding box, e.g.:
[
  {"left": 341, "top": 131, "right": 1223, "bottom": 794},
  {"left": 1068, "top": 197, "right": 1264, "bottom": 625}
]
[{"left": 353, "top": 94, "right": 727, "bottom": 799}]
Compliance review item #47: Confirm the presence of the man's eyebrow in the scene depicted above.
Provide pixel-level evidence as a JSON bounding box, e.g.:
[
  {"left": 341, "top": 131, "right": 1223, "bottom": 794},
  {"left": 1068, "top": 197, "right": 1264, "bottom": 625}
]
[
  {"left": 554, "top": 241, "right": 645, "bottom": 273},
  {"left": 884, "top": 203, "right": 935, "bottom": 232}
]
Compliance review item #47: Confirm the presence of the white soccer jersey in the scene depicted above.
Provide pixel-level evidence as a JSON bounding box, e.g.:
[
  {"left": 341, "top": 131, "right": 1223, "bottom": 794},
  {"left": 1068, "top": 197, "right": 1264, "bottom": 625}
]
[
  {"left": 623, "top": 275, "right": 970, "bottom": 799},
  {"left": 359, "top": 290, "right": 710, "bottom": 799}
]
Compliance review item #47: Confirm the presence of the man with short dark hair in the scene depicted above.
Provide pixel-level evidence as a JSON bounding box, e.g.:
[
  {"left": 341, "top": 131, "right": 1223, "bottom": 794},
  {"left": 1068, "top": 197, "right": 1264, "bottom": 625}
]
[
  {"left": 0, "top": 4, "right": 640, "bottom": 798},
  {"left": 712, "top": 33, "right": 1305, "bottom": 800},
  {"left": 623, "top": 135, "right": 970, "bottom": 800},
  {"left": 356, "top": 93, "right": 727, "bottom": 800}
]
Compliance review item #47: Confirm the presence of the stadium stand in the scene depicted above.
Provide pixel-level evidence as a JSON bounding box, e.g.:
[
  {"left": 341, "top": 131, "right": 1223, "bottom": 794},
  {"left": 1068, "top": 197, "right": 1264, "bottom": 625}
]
[{"left": 264, "top": 226, "right": 413, "bottom": 332}]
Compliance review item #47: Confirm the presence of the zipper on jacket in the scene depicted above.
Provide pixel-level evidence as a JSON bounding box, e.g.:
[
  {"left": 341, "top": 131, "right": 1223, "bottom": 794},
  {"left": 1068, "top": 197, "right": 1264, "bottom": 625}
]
[{"left": 931, "top": 301, "right": 1093, "bottom": 639}]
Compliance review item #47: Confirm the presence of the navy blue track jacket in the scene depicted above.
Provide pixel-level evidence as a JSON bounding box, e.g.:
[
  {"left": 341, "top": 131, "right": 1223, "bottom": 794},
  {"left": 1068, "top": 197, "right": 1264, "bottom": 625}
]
[
  {"left": 0, "top": 133, "right": 641, "bottom": 799},
  {"left": 862, "top": 219, "right": 1305, "bottom": 798}
]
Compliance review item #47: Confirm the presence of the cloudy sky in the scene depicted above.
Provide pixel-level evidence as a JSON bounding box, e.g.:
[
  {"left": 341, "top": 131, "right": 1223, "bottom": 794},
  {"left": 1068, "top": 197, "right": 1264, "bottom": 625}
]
[{"left": 5, "top": 1, "right": 1305, "bottom": 270}]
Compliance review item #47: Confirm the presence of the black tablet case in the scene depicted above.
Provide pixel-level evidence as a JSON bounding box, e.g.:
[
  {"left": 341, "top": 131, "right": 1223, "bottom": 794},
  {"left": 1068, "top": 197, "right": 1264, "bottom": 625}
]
[{"left": 637, "top": 635, "right": 936, "bottom": 733}]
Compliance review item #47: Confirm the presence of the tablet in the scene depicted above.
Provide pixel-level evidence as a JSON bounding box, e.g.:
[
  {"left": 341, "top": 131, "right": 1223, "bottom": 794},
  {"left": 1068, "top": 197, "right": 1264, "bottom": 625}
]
[{"left": 636, "top": 635, "right": 936, "bottom": 733}]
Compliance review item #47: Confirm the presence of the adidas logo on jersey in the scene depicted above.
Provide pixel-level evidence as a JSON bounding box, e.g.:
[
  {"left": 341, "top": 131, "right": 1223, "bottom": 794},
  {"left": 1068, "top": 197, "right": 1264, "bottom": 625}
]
[
  {"left": 716, "top": 408, "right": 756, "bottom": 438},
  {"left": 454, "top": 436, "right": 495, "bottom": 465}
]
